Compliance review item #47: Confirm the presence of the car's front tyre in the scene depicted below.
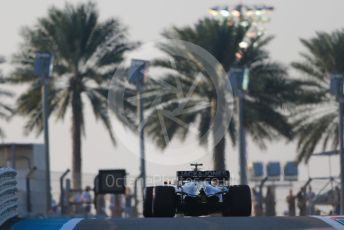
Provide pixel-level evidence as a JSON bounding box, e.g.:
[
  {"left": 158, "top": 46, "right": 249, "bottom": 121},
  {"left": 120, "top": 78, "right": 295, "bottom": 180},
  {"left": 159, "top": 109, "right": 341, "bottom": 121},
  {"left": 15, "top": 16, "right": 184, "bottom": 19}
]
[{"left": 143, "top": 186, "right": 154, "bottom": 217}]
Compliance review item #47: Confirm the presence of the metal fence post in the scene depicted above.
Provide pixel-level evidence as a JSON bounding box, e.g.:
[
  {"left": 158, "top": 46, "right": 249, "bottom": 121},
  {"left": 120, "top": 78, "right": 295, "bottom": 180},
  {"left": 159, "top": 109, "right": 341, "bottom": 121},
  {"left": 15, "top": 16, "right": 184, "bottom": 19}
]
[
  {"left": 26, "top": 166, "right": 37, "bottom": 213},
  {"left": 60, "top": 169, "right": 70, "bottom": 215}
]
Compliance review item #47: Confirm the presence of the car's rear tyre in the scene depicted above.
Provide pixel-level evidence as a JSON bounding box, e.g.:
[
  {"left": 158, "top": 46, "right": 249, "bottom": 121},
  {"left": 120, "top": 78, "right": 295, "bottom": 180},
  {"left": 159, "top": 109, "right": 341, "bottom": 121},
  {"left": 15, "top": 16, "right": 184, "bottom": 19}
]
[
  {"left": 223, "top": 185, "right": 251, "bottom": 216},
  {"left": 152, "top": 186, "right": 177, "bottom": 217},
  {"left": 143, "top": 186, "right": 154, "bottom": 217}
]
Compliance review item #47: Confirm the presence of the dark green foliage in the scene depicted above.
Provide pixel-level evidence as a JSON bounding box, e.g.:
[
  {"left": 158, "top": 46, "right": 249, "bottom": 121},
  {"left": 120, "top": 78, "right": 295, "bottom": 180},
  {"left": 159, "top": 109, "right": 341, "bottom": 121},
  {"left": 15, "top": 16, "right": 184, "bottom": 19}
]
[
  {"left": 0, "top": 56, "right": 13, "bottom": 137},
  {"left": 10, "top": 2, "right": 136, "bottom": 188},
  {"left": 123, "top": 18, "right": 301, "bottom": 169},
  {"left": 292, "top": 30, "right": 344, "bottom": 162}
]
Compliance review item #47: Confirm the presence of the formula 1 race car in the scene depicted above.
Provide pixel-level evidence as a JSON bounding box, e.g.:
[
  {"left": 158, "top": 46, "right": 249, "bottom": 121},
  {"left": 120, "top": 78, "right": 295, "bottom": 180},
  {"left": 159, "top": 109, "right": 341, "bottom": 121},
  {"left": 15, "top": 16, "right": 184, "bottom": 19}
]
[{"left": 143, "top": 163, "right": 251, "bottom": 217}]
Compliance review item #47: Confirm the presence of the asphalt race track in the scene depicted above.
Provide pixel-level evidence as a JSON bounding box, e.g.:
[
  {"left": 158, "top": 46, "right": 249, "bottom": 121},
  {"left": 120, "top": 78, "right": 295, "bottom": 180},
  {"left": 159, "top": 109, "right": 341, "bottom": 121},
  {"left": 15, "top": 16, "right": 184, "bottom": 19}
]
[
  {"left": 9, "top": 216, "right": 344, "bottom": 230},
  {"left": 75, "top": 217, "right": 333, "bottom": 230}
]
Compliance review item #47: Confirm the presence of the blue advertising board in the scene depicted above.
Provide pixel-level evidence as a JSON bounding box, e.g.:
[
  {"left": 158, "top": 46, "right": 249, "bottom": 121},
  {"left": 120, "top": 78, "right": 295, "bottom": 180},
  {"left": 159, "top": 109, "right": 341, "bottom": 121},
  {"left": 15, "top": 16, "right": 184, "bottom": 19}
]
[
  {"left": 228, "top": 68, "right": 244, "bottom": 96},
  {"left": 252, "top": 162, "right": 264, "bottom": 178},
  {"left": 228, "top": 67, "right": 250, "bottom": 96},
  {"left": 34, "top": 52, "right": 53, "bottom": 77},
  {"left": 284, "top": 161, "right": 298, "bottom": 181},
  {"left": 267, "top": 162, "right": 281, "bottom": 180},
  {"left": 128, "top": 59, "right": 148, "bottom": 86}
]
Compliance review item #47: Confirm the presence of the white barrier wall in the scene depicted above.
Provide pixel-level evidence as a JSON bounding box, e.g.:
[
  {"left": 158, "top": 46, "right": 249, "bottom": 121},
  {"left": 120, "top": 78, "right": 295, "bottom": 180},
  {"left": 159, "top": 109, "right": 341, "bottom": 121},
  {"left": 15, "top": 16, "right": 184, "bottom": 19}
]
[{"left": 0, "top": 168, "right": 17, "bottom": 226}]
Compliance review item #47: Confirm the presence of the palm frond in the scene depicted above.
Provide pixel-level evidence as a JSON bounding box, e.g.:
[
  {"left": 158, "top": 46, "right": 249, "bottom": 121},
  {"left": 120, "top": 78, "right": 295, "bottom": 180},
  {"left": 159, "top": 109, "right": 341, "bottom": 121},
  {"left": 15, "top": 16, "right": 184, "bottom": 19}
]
[{"left": 292, "top": 29, "right": 344, "bottom": 161}]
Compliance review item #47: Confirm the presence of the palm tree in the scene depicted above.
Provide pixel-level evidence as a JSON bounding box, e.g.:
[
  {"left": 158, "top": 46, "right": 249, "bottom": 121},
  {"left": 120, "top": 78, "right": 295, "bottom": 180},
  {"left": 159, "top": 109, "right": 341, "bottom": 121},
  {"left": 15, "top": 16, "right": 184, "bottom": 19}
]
[
  {"left": 292, "top": 29, "right": 344, "bottom": 162},
  {"left": 121, "top": 18, "right": 302, "bottom": 170},
  {"left": 0, "top": 56, "right": 13, "bottom": 138},
  {"left": 10, "top": 2, "right": 136, "bottom": 189}
]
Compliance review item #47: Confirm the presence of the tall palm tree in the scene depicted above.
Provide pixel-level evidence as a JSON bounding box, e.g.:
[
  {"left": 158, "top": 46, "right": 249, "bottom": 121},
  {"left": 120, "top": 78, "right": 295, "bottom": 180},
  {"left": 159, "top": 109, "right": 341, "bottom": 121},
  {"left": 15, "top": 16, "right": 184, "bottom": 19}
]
[
  {"left": 10, "top": 3, "right": 136, "bottom": 189},
  {"left": 0, "top": 56, "right": 13, "bottom": 138},
  {"left": 292, "top": 29, "right": 344, "bottom": 162},
  {"left": 120, "top": 18, "right": 302, "bottom": 170}
]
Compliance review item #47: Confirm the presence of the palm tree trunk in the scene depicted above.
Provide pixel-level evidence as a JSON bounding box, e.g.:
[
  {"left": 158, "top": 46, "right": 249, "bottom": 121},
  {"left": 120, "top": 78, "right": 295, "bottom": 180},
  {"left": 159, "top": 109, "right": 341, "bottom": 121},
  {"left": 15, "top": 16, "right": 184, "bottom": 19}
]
[
  {"left": 71, "top": 90, "right": 82, "bottom": 190},
  {"left": 213, "top": 135, "right": 226, "bottom": 170},
  {"left": 211, "top": 98, "right": 226, "bottom": 170}
]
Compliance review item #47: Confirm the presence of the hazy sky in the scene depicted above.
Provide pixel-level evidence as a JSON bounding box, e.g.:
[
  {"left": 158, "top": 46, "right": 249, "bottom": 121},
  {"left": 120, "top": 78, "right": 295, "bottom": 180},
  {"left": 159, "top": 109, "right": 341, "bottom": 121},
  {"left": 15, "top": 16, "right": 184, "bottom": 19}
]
[{"left": 0, "top": 0, "right": 342, "bottom": 184}]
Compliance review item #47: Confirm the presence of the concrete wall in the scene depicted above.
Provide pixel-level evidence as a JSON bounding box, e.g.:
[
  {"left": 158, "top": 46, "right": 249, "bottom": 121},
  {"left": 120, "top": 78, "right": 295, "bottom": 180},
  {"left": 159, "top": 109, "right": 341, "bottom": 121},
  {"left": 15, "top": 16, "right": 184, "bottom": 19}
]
[
  {"left": 31, "top": 144, "right": 47, "bottom": 215},
  {"left": 0, "top": 143, "right": 48, "bottom": 216}
]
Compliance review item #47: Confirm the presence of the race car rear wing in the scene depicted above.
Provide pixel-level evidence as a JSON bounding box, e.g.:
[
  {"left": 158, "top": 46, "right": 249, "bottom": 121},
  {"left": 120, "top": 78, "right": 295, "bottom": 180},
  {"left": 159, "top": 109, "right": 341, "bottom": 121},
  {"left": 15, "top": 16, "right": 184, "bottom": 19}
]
[{"left": 176, "top": 170, "right": 230, "bottom": 181}]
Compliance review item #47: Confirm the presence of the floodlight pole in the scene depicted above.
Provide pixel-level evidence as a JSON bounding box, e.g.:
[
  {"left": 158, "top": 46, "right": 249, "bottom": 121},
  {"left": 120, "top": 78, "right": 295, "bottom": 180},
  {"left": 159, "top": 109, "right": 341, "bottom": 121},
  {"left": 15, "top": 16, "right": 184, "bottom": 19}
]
[
  {"left": 208, "top": 3, "right": 274, "bottom": 186},
  {"left": 238, "top": 91, "right": 248, "bottom": 185},
  {"left": 331, "top": 73, "right": 344, "bottom": 215},
  {"left": 35, "top": 52, "right": 53, "bottom": 213},
  {"left": 42, "top": 72, "right": 51, "bottom": 213},
  {"left": 330, "top": 73, "right": 344, "bottom": 215},
  {"left": 230, "top": 65, "right": 249, "bottom": 185},
  {"left": 138, "top": 82, "right": 146, "bottom": 190},
  {"left": 339, "top": 99, "right": 344, "bottom": 215}
]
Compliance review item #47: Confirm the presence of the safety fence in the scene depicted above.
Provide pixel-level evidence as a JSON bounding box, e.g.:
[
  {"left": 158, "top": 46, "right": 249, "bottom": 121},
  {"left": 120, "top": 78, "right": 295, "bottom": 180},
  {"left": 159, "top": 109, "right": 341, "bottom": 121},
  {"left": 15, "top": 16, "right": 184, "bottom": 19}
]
[
  {"left": 0, "top": 168, "right": 17, "bottom": 226},
  {"left": 4, "top": 167, "right": 339, "bottom": 218}
]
